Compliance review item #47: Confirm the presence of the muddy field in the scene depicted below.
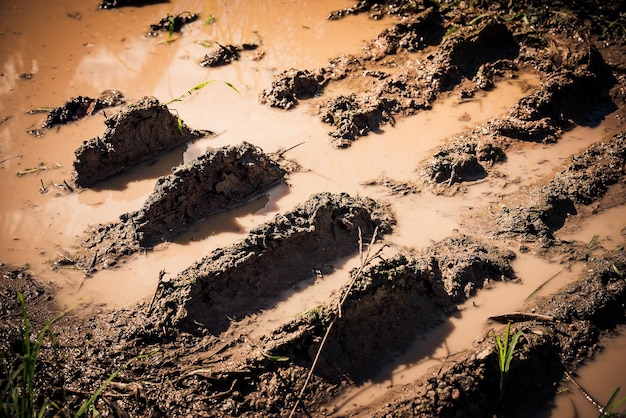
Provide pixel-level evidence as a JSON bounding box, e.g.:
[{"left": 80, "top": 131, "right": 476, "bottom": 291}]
[{"left": 1, "top": 0, "right": 626, "bottom": 417}]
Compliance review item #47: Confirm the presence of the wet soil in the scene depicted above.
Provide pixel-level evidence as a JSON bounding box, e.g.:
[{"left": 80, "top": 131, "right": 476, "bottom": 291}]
[{"left": 1, "top": 0, "right": 626, "bottom": 417}]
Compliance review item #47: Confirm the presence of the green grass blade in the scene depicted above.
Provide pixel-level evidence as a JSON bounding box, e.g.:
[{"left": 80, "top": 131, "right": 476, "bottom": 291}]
[{"left": 163, "top": 80, "right": 240, "bottom": 105}]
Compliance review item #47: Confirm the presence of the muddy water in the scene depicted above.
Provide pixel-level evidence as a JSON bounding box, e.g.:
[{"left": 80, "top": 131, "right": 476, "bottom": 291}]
[
  {"left": 537, "top": 327, "right": 626, "bottom": 418},
  {"left": 1, "top": 1, "right": 625, "bottom": 416}
]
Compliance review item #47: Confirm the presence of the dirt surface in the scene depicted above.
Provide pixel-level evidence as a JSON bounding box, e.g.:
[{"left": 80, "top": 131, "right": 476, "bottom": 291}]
[{"left": 2, "top": 0, "right": 626, "bottom": 417}]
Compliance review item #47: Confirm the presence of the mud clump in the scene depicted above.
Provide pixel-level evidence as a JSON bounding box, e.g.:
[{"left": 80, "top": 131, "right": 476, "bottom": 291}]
[
  {"left": 42, "top": 90, "right": 125, "bottom": 129},
  {"left": 421, "top": 140, "right": 505, "bottom": 185},
  {"left": 361, "top": 7, "right": 443, "bottom": 60},
  {"left": 260, "top": 69, "right": 325, "bottom": 110},
  {"left": 148, "top": 192, "right": 395, "bottom": 335},
  {"left": 261, "top": 235, "right": 515, "bottom": 384},
  {"left": 147, "top": 12, "right": 199, "bottom": 37},
  {"left": 199, "top": 43, "right": 258, "bottom": 67},
  {"left": 77, "top": 142, "right": 285, "bottom": 270},
  {"left": 71, "top": 96, "right": 207, "bottom": 188},
  {"left": 497, "top": 132, "right": 626, "bottom": 242}
]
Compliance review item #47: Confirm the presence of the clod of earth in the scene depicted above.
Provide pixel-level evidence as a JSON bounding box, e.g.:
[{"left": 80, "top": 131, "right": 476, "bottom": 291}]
[
  {"left": 496, "top": 132, "right": 626, "bottom": 243},
  {"left": 71, "top": 96, "right": 208, "bottom": 188},
  {"left": 147, "top": 12, "right": 199, "bottom": 37},
  {"left": 74, "top": 142, "right": 285, "bottom": 271},
  {"left": 147, "top": 192, "right": 395, "bottom": 336},
  {"left": 199, "top": 43, "right": 258, "bottom": 67},
  {"left": 259, "top": 69, "right": 326, "bottom": 110},
  {"left": 42, "top": 90, "right": 125, "bottom": 129},
  {"left": 98, "top": 0, "right": 167, "bottom": 9},
  {"left": 261, "top": 235, "right": 515, "bottom": 384}
]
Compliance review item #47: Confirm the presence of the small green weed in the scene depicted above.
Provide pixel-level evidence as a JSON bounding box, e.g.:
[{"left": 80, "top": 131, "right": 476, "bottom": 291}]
[
  {"left": 1, "top": 292, "right": 73, "bottom": 418},
  {"left": 164, "top": 80, "right": 240, "bottom": 106},
  {"left": 493, "top": 322, "right": 523, "bottom": 398},
  {"left": 1, "top": 291, "right": 155, "bottom": 417},
  {"left": 205, "top": 14, "right": 216, "bottom": 25},
  {"left": 163, "top": 80, "right": 240, "bottom": 135}
]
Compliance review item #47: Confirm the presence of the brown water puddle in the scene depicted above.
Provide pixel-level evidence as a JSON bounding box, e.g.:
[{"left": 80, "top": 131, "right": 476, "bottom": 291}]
[
  {"left": 2, "top": 1, "right": 625, "bottom": 416},
  {"left": 546, "top": 327, "right": 626, "bottom": 418},
  {"left": 0, "top": 0, "right": 389, "bottom": 286},
  {"left": 558, "top": 203, "right": 626, "bottom": 253}
]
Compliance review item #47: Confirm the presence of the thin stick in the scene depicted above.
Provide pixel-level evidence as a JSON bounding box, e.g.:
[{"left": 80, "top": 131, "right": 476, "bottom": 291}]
[
  {"left": 0, "top": 155, "right": 23, "bottom": 164},
  {"left": 489, "top": 312, "right": 555, "bottom": 323},
  {"left": 277, "top": 142, "right": 306, "bottom": 158},
  {"left": 564, "top": 370, "right": 603, "bottom": 412},
  {"left": 525, "top": 270, "right": 562, "bottom": 301},
  {"left": 289, "top": 227, "right": 382, "bottom": 417}
]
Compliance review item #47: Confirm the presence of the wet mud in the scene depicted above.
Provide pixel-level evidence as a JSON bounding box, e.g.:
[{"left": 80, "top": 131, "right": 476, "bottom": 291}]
[
  {"left": 496, "top": 132, "right": 626, "bottom": 244},
  {"left": 72, "top": 96, "right": 207, "bottom": 187},
  {"left": 1, "top": 0, "right": 626, "bottom": 417},
  {"left": 199, "top": 43, "right": 259, "bottom": 68},
  {"left": 71, "top": 142, "right": 285, "bottom": 271},
  {"left": 41, "top": 90, "right": 125, "bottom": 129}
]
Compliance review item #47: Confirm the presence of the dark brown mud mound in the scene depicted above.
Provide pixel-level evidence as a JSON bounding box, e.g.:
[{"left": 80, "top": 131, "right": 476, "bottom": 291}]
[
  {"left": 361, "top": 7, "right": 444, "bottom": 60},
  {"left": 421, "top": 140, "right": 504, "bottom": 186},
  {"left": 199, "top": 43, "right": 258, "bottom": 67},
  {"left": 363, "top": 252, "right": 626, "bottom": 418},
  {"left": 98, "top": 0, "right": 166, "bottom": 9},
  {"left": 259, "top": 69, "right": 326, "bottom": 110},
  {"left": 328, "top": 0, "right": 431, "bottom": 20},
  {"left": 261, "top": 235, "right": 515, "bottom": 384},
  {"left": 75, "top": 142, "right": 285, "bottom": 270},
  {"left": 497, "top": 132, "right": 626, "bottom": 242},
  {"left": 72, "top": 96, "right": 207, "bottom": 188},
  {"left": 42, "top": 90, "right": 125, "bottom": 129},
  {"left": 147, "top": 12, "right": 199, "bottom": 37},
  {"left": 148, "top": 192, "right": 395, "bottom": 336}
]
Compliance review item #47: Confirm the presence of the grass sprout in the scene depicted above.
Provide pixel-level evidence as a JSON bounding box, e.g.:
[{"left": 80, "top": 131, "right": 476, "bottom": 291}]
[
  {"left": 0, "top": 292, "right": 74, "bottom": 418},
  {"left": 493, "top": 322, "right": 523, "bottom": 398},
  {"left": 164, "top": 80, "right": 240, "bottom": 106}
]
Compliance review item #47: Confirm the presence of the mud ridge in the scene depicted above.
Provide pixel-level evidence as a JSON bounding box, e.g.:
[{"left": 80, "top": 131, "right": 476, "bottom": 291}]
[
  {"left": 496, "top": 132, "right": 626, "bottom": 243},
  {"left": 362, "top": 251, "right": 626, "bottom": 418},
  {"left": 72, "top": 142, "right": 285, "bottom": 272},
  {"left": 147, "top": 192, "right": 395, "bottom": 336},
  {"left": 260, "top": 235, "right": 515, "bottom": 384},
  {"left": 262, "top": 16, "right": 520, "bottom": 147},
  {"left": 42, "top": 90, "right": 125, "bottom": 129},
  {"left": 71, "top": 96, "right": 208, "bottom": 188},
  {"left": 419, "top": 61, "right": 616, "bottom": 188}
]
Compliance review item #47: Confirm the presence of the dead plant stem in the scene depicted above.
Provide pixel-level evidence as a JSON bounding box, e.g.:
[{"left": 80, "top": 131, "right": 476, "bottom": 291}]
[{"left": 289, "top": 226, "right": 383, "bottom": 418}]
